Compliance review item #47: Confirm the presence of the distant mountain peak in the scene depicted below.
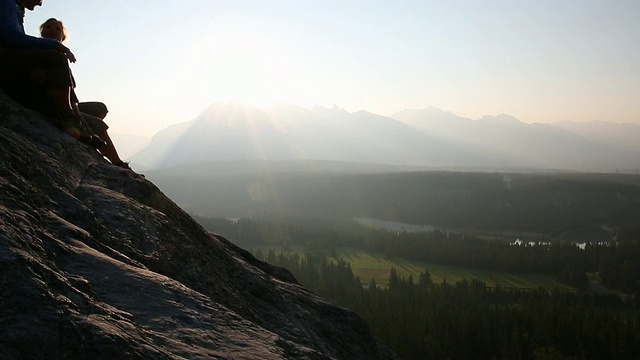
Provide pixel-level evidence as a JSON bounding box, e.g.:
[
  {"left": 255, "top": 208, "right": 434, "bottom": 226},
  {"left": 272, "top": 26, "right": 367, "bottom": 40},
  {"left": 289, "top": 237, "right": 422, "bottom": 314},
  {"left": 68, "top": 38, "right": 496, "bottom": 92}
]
[
  {"left": 479, "top": 113, "right": 522, "bottom": 124},
  {"left": 312, "top": 104, "right": 350, "bottom": 116},
  {"left": 391, "top": 106, "right": 462, "bottom": 119},
  {"left": 354, "top": 109, "right": 376, "bottom": 116},
  {"left": 425, "top": 105, "right": 447, "bottom": 113}
]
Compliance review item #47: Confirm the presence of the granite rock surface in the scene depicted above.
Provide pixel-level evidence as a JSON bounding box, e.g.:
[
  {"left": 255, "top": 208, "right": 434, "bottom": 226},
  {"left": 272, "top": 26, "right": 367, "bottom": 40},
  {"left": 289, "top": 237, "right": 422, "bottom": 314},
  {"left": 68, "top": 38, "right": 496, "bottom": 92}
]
[{"left": 0, "top": 93, "right": 398, "bottom": 360}]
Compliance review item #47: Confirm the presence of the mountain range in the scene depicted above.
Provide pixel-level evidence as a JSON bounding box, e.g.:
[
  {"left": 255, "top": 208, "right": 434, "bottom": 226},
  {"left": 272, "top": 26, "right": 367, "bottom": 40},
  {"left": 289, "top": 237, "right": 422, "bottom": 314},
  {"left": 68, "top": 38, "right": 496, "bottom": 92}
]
[{"left": 129, "top": 103, "right": 640, "bottom": 173}]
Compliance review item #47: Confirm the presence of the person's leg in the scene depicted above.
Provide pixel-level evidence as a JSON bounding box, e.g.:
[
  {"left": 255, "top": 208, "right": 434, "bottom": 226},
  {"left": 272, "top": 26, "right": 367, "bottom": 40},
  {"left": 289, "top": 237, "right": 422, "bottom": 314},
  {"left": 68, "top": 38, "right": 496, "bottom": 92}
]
[
  {"left": 78, "top": 101, "right": 108, "bottom": 119},
  {"left": 97, "top": 130, "right": 124, "bottom": 165},
  {"left": 0, "top": 49, "right": 79, "bottom": 129},
  {"left": 81, "top": 105, "right": 136, "bottom": 171},
  {"left": 81, "top": 112, "right": 124, "bottom": 165}
]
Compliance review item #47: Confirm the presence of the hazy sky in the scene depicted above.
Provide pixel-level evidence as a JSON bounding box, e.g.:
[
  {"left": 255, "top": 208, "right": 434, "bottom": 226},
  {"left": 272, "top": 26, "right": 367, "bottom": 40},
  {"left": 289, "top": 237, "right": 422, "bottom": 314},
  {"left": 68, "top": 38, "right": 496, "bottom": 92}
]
[{"left": 24, "top": 0, "right": 640, "bottom": 136}]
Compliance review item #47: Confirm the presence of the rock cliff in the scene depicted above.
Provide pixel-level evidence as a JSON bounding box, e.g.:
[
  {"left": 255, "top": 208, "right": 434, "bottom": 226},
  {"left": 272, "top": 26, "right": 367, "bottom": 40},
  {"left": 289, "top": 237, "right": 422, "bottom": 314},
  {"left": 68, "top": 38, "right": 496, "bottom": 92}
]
[{"left": 0, "top": 92, "right": 397, "bottom": 360}]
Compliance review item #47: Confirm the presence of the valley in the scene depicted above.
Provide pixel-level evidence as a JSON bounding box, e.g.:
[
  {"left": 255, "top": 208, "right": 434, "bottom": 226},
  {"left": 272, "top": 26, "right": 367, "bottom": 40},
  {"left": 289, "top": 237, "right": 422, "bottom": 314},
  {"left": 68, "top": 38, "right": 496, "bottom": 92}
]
[
  {"left": 193, "top": 212, "right": 640, "bottom": 360},
  {"left": 148, "top": 161, "right": 640, "bottom": 233},
  {"left": 248, "top": 245, "right": 576, "bottom": 291},
  {"left": 151, "top": 164, "right": 640, "bottom": 359}
]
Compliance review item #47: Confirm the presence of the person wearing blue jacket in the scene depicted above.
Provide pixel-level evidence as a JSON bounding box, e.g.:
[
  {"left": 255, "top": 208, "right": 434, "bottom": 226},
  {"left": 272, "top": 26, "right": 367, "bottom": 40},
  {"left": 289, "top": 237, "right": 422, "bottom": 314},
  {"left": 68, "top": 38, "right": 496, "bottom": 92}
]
[{"left": 0, "top": 0, "right": 105, "bottom": 149}]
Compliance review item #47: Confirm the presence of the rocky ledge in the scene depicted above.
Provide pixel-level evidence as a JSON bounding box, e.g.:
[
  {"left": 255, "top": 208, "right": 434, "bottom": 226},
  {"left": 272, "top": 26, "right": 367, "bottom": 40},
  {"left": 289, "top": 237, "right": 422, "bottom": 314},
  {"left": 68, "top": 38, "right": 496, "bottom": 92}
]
[{"left": 0, "top": 92, "right": 398, "bottom": 360}]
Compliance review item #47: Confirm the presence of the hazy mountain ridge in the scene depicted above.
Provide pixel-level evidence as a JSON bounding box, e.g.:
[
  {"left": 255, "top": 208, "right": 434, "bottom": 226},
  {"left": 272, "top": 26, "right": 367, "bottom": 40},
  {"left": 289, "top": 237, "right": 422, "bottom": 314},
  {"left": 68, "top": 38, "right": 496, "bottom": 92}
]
[
  {"left": 392, "top": 108, "right": 640, "bottom": 172},
  {"left": 132, "top": 103, "right": 486, "bottom": 170},
  {"left": 0, "top": 93, "right": 396, "bottom": 359},
  {"left": 552, "top": 120, "right": 640, "bottom": 154},
  {"left": 130, "top": 103, "right": 640, "bottom": 172}
]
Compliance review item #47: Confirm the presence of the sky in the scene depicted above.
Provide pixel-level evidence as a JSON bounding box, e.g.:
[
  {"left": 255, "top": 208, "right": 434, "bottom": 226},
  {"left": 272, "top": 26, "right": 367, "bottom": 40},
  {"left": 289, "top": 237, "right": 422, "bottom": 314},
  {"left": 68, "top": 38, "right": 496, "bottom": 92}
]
[{"left": 23, "top": 0, "right": 640, "bottom": 137}]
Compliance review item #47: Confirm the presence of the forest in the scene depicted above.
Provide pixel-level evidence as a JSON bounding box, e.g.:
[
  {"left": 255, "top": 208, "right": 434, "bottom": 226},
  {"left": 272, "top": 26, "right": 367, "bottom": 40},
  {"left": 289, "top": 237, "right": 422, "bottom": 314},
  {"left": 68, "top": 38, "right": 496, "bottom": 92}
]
[
  {"left": 262, "top": 251, "right": 638, "bottom": 360},
  {"left": 152, "top": 167, "right": 640, "bottom": 233},
  {"left": 195, "top": 216, "right": 640, "bottom": 359},
  {"left": 197, "top": 216, "right": 640, "bottom": 295}
]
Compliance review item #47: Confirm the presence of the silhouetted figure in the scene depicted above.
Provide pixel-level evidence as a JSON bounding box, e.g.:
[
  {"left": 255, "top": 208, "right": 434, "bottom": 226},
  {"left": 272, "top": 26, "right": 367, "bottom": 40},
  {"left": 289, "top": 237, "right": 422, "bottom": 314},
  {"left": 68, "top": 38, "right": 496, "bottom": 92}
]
[
  {"left": 0, "top": 0, "right": 106, "bottom": 149},
  {"left": 40, "top": 17, "right": 132, "bottom": 170}
]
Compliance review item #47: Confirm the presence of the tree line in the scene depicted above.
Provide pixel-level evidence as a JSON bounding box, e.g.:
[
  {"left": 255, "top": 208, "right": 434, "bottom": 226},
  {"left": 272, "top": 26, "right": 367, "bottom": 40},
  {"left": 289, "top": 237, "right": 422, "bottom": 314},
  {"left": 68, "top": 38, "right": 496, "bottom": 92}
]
[
  {"left": 196, "top": 216, "right": 640, "bottom": 295},
  {"left": 194, "top": 215, "right": 640, "bottom": 358},
  {"left": 258, "top": 250, "right": 640, "bottom": 360}
]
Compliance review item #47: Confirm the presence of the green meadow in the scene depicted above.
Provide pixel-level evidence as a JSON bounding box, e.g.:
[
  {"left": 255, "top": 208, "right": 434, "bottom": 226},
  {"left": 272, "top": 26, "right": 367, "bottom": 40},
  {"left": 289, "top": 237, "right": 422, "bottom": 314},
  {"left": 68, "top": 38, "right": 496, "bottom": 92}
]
[{"left": 251, "top": 245, "right": 575, "bottom": 291}]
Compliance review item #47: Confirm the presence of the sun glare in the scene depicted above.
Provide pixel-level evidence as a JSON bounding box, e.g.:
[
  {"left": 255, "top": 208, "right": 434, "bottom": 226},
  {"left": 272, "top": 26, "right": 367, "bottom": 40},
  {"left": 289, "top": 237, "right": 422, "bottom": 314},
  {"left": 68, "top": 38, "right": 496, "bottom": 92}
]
[{"left": 188, "top": 28, "right": 304, "bottom": 109}]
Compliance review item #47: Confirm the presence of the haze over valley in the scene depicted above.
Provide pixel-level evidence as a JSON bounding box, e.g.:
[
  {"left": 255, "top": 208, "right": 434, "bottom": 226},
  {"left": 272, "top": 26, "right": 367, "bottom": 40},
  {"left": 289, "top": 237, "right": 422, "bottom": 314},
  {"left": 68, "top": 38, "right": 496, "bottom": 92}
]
[{"left": 130, "top": 103, "right": 640, "bottom": 173}]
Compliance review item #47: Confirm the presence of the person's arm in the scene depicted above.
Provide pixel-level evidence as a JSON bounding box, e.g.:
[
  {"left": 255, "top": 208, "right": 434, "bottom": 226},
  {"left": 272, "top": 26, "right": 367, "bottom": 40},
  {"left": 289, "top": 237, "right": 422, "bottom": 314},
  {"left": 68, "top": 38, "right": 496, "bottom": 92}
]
[
  {"left": 0, "top": 0, "right": 75, "bottom": 62},
  {"left": 56, "top": 42, "right": 76, "bottom": 63},
  {"left": 0, "top": 0, "right": 58, "bottom": 49},
  {"left": 70, "top": 88, "right": 79, "bottom": 107}
]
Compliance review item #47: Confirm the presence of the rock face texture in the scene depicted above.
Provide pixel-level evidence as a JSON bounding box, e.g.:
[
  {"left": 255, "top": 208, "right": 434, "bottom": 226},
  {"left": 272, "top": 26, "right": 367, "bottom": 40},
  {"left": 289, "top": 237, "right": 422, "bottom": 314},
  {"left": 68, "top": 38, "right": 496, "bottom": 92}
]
[{"left": 0, "top": 93, "right": 397, "bottom": 360}]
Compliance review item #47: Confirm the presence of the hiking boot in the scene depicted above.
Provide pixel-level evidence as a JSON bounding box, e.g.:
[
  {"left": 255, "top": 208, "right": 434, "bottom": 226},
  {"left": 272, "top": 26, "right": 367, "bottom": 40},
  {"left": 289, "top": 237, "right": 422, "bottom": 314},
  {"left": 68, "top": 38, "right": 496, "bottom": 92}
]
[
  {"left": 113, "top": 161, "right": 144, "bottom": 176},
  {"left": 114, "top": 161, "right": 132, "bottom": 170}
]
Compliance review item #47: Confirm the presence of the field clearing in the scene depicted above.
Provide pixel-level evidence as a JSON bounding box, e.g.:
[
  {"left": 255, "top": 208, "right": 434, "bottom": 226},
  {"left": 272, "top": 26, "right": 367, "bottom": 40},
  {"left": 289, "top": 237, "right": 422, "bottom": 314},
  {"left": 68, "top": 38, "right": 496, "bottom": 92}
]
[
  {"left": 336, "top": 247, "right": 574, "bottom": 290},
  {"left": 249, "top": 244, "right": 575, "bottom": 291}
]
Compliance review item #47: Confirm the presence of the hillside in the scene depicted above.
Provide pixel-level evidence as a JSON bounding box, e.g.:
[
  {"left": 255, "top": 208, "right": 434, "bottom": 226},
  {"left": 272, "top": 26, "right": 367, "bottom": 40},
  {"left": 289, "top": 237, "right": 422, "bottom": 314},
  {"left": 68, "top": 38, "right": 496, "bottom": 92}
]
[{"left": 0, "top": 92, "right": 397, "bottom": 359}]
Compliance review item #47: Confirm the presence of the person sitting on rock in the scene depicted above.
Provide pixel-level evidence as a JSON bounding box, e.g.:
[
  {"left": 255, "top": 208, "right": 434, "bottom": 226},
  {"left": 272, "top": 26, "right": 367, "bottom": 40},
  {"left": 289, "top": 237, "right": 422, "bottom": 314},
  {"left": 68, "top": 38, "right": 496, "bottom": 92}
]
[
  {"left": 0, "top": 0, "right": 106, "bottom": 150},
  {"left": 40, "top": 17, "right": 132, "bottom": 170}
]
